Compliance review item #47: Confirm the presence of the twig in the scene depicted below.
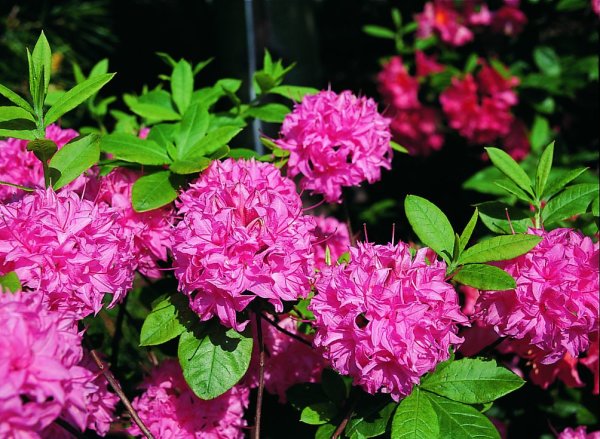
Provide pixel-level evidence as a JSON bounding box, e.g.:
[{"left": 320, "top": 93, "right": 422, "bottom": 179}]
[
  {"left": 332, "top": 396, "right": 359, "bottom": 439},
  {"left": 54, "top": 417, "right": 85, "bottom": 438},
  {"left": 86, "top": 345, "right": 155, "bottom": 439},
  {"left": 253, "top": 312, "right": 266, "bottom": 439},
  {"left": 257, "top": 311, "right": 313, "bottom": 348}
]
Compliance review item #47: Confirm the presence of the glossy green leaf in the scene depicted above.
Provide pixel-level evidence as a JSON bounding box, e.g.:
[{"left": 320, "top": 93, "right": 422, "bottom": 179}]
[
  {"left": 49, "top": 134, "right": 100, "bottom": 190},
  {"left": 184, "top": 126, "right": 242, "bottom": 159},
  {"left": 0, "top": 83, "right": 34, "bottom": 114},
  {"left": 391, "top": 141, "right": 409, "bottom": 154},
  {"left": 543, "top": 168, "right": 589, "bottom": 200},
  {"left": 477, "top": 202, "right": 531, "bottom": 235},
  {"left": 32, "top": 31, "right": 52, "bottom": 95},
  {"left": 175, "top": 103, "right": 209, "bottom": 158},
  {"left": 172, "top": 60, "right": 194, "bottom": 114},
  {"left": 228, "top": 148, "right": 261, "bottom": 159},
  {"left": 535, "top": 141, "right": 554, "bottom": 198},
  {"left": 0, "top": 271, "right": 22, "bottom": 293},
  {"left": 424, "top": 392, "right": 500, "bottom": 439},
  {"left": 463, "top": 167, "right": 510, "bottom": 196},
  {"left": 27, "top": 139, "right": 57, "bottom": 162},
  {"left": 170, "top": 157, "right": 212, "bottom": 174},
  {"left": 458, "top": 234, "right": 542, "bottom": 265},
  {"left": 45, "top": 73, "right": 115, "bottom": 126},
  {"left": 362, "top": 25, "right": 396, "bottom": 39},
  {"left": 246, "top": 103, "right": 290, "bottom": 123},
  {"left": 534, "top": 46, "right": 561, "bottom": 77},
  {"left": 452, "top": 264, "right": 516, "bottom": 291},
  {"left": 140, "top": 294, "right": 194, "bottom": 346},
  {"left": 421, "top": 358, "right": 525, "bottom": 404},
  {"left": 530, "top": 115, "right": 551, "bottom": 152},
  {"left": 346, "top": 401, "right": 396, "bottom": 439},
  {"left": 132, "top": 171, "right": 178, "bottom": 212},
  {"left": 485, "top": 147, "right": 534, "bottom": 197},
  {"left": 178, "top": 323, "right": 253, "bottom": 400},
  {"left": 268, "top": 85, "right": 319, "bottom": 101},
  {"left": 300, "top": 401, "right": 339, "bottom": 425},
  {"left": 392, "top": 387, "right": 439, "bottom": 439},
  {"left": 100, "top": 133, "right": 170, "bottom": 165},
  {"left": 0, "top": 106, "right": 35, "bottom": 122},
  {"left": 405, "top": 195, "right": 455, "bottom": 263},
  {"left": 494, "top": 179, "right": 534, "bottom": 203},
  {"left": 542, "top": 183, "right": 598, "bottom": 225},
  {"left": 458, "top": 208, "right": 478, "bottom": 254}
]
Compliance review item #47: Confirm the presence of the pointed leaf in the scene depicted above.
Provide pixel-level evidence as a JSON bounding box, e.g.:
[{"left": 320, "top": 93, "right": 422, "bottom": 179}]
[
  {"left": 246, "top": 103, "right": 290, "bottom": 123},
  {"left": 268, "top": 85, "right": 319, "bottom": 101},
  {"left": 477, "top": 202, "right": 531, "bottom": 235},
  {"left": 170, "top": 157, "right": 212, "bottom": 175},
  {"left": 132, "top": 171, "right": 178, "bottom": 212},
  {"left": 459, "top": 208, "right": 478, "bottom": 254},
  {"left": 175, "top": 103, "right": 209, "bottom": 158},
  {"left": 362, "top": 25, "right": 396, "bottom": 39},
  {"left": 32, "top": 31, "right": 52, "bottom": 95},
  {"left": 124, "top": 95, "right": 180, "bottom": 122},
  {"left": 184, "top": 126, "right": 242, "bottom": 160},
  {"left": 45, "top": 73, "right": 115, "bottom": 125},
  {"left": 542, "top": 183, "right": 598, "bottom": 225},
  {"left": 346, "top": 401, "right": 396, "bottom": 439},
  {"left": 452, "top": 264, "right": 516, "bottom": 291},
  {"left": 494, "top": 180, "right": 534, "bottom": 203},
  {"left": 27, "top": 139, "right": 57, "bottom": 162},
  {"left": 178, "top": 323, "right": 253, "bottom": 400},
  {"left": 300, "top": 402, "right": 339, "bottom": 425},
  {"left": 0, "top": 106, "right": 35, "bottom": 122},
  {"left": 535, "top": 141, "right": 554, "bottom": 198},
  {"left": 543, "top": 168, "right": 588, "bottom": 199},
  {"left": 485, "top": 147, "right": 534, "bottom": 196},
  {"left": 49, "top": 134, "right": 100, "bottom": 189},
  {"left": 140, "top": 294, "right": 194, "bottom": 346},
  {"left": 100, "top": 133, "right": 170, "bottom": 165},
  {"left": 172, "top": 60, "right": 194, "bottom": 114},
  {"left": 424, "top": 392, "right": 500, "bottom": 439},
  {"left": 0, "top": 84, "right": 34, "bottom": 115},
  {"left": 0, "top": 271, "right": 22, "bottom": 293},
  {"left": 421, "top": 358, "right": 525, "bottom": 404},
  {"left": 392, "top": 387, "right": 439, "bottom": 439},
  {"left": 405, "top": 195, "right": 455, "bottom": 263},
  {"left": 458, "top": 234, "right": 542, "bottom": 265}
]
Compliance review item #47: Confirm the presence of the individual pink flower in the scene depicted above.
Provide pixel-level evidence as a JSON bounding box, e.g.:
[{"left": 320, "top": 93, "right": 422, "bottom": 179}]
[
  {"left": 0, "top": 188, "right": 136, "bottom": 318},
  {"left": 0, "top": 124, "right": 94, "bottom": 203},
  {"left": 388, "top": 107, "right": 445, "bottom": 156},
  {"left": 416, "top": 1, "right": 474, "bottom": 46},
  {"left": 172, "top": 159, "right": 315, "bottom": 330},
  {"left": 557, "top": 426, "right": 600, "bottom": 439},
  {"left": 475, "top": 228, "right": 599, "bottom": 364},
  {"left": 275, "top": 90, "right": 392, "bottom": 203},
  {"left": 465, "top": 2, "right": 492, "bottom": 26},
  {"left": 311, "top": 241, "right": 468, "bottom": 401},
  {"left": 246, "top": 315, "right": 326, "bottom": 402},
  {"left": 0, "top": 291, "right": 117, "bottom": 438},
  {"left": 415, "top": 51, "right": 445, "bottom": 78},
  {"left": 377, "top": 57, "right": 420, "bottom": 110},
  {"left": 96, "top": 168, "right": 174, "bottom": 278},
  {"left": 491, "top": 3, "right": 527, "bottom": 36},
  {"left": 129, "top": 360, "right": 249, "bottom": 438},
  {"left": 312, "top": 215, "right": 350, "bottom": 270}
]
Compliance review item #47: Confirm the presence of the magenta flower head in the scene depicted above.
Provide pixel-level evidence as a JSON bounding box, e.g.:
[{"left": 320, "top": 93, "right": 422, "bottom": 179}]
[
  {"left": 0, "top": 291, "right": 117, "bottom": 437},
  {"left": 0, "top": 188, "right": 136, "bottom": 319},
  {"left": 275, "top": 90, "right": 392, "bottom": 203},
  {"left": 129, "top": 360, "right": 249, "bottom": 438},
  {"left": 96, "top": 168, "right": 174, "bottom": 279},
  {"left": 172, "top": 159, "right": 315, "bottom": 330},
  {"left": 311, "top": 241, "right": 468, "bottom": 401},
  {"left": 476, "top": 228, "right": 599, "bottom": 364},
  {"left": 558, "top": 426, "right": 600, "bottom": 439}
]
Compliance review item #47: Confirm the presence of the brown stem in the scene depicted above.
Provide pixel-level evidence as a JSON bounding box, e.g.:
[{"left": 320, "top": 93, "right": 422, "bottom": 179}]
[
  {"left": 257, "top": 311, "right": 313, "bottom": 348},
  {"left": 87, "top": 347, "right": 155, "bottom": 439},
  {"left": 332, "top": 396, "right": 359, "bottom": 439},
  {"left": 253, "top": 312, "right": 266, "bottom": 439}
]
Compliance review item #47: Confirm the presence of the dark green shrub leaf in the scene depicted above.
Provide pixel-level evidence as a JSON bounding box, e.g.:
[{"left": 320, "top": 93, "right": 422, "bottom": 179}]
[
  {"left": 300, "top": 401, "right": 339, "bottom": 425},
  {"left": 0, "top": 84, "right": 34, "bottom": 115},
  {"left": 542, "top": 183, "right": 598, "bottom": 225},
  {"left": 246, "top": 103, "right": 290, "bottom": 123},
  {"left": 175, "top": 103, "right": 209, "bottom": 158},
  {"left": 485, "top": 147, "right": 534, "bottom": 197},
  {"left": 543, "top": 167, "right": 589, "bottom": 200},
  {"left": 49, "top": 134, "right": 100, "bottom": 190},
  {"left": 391, "top": 387, "right": 439, "bottom": 439},
  {"left": 268, "top": 85, "right": 319, "bottom": 101},
  {"left": 132, "top": 171, "right": 178, "bottom": 212},
  {"left": 452, "top": 264, "right": 516, "bottom": 291},
  {"left": 477, "top": 202, "right": 531, "bottom": 235},
  {"left": 27, "top": 139, "right": 57, "bottom": 162},
  {"left": 535, "top": 141, "right": 554, "bottom": 198},
  {"left": 362, "top": 25, "right": 396, "bottom": 39},
  {"left": 100, "top": 133, "right": 170, "bottom": 165},
  {"left": 457, "top": 234, "right": 542, "bottom": 265},
  {"left": 458, "top": 208, "right": 478, "bottom": 254},
  {"left": 172, "top": 60, "right": 194, "bottom": 114},
  {"left": 346, "top": 401, "right": 396, "bottom": 439},
  {"left": 140, "top": 294, "right": 194, "bottom": 346},
  {"left": 183, "top": 126, "right": 242, "bottom": 159}
]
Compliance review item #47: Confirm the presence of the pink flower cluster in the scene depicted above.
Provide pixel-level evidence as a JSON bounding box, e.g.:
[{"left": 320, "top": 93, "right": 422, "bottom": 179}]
[
  {"left": 172, "top": 159, "right": 315, "bottom": 330},
  {"left": 245, "top": 315, "right": 326, "bottom": 402},
  {"left": 275, "top": 90, "right": 392, "bottom": 203},
  {"left": 0, "top": 125, "right": 94, "bottom": 203},
  {"left": 0, "top": 188, "right": 136, "bottom": 318},
  {"left": 312, "top": 215, "right": 350, "bottom": 270},
  {"left": 416, "top": 0, "right": 526, "bottom": 46},
  {"left": 129, "top": 360, "right": 249, "bottom": 438},
  {"left": 440, "top": 61, "right": 529, "bottom": 156},
  {"left": 0, "top": 291, "right": 117, "bottom": 437},
  {"left": 96, "top": 168, "right": 174, "bottom": 279},
  {"left": 476, "top": 228, "right": 599, "bottom": 364},
  {"left": 377, "top": 56, "right": 445, "bottom": 156},
  {"left": 558, "top": 426, "right": 600, "bottom": 439},
  {"left": 311, "top": 241, "right": 468, "bottom": 400}
]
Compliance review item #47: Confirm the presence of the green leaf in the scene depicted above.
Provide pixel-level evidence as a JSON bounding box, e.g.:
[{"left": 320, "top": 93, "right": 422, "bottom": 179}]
[
  {"left": 254, "top": 72, "right": 277, "bottom": 94},
  {"left": 485, "top": 147, "right": 534, "bottom": 197},
  {"left": 268, "top": 85, "right": 319, "bottom": 101},
  {"left": 543, "top": 167, "right": 589, "bottom": 200},
  {"left": 494, "top": 179, "right": 534, "bottom": 203},
  {"left": 424, "top": 392, "right": 500, "bottom": 439},
  {"left": 421, "top": 358, "right": 525, "bottom": 404},
  {"left": 346, "top": 401, "right": 396, "bottom": 439},
  {"left": 100, "top": 133, "right": 170, "bottom": 165},
  {"left": 458, "top": 208, "right": 478, "bottom": 254},
  {"left": 178, "top": 322, "right": 253, "bottom": 400},
  {"left": 542, "top": 183, "right": 598, "bottom": 225},
  {"left": 535, "top": 141, "right": 554, "bottom": 198},
  {"left": 300, "top": 401, "right": 339, "bottom": 425},
  {"left": 530, "top": 115, "right": 550, "bottom": 153},
  {"left": 172, "top": 60, "right": 194, "bottom": 114},
  {"left": 170, "top": 157, "right": 212, "bottom": 174},
  {"left": 405, "top": 195, "right": 455, "bottom": 263},
  {"left": 228, "top": 148, "right": 261, "bottom": 159},
  {"left": 184, "top": 126, "right": 242, "bottom": 160},
  {"left": 44, "top": 73, "right": 115, "bottom": 126},
  {"left": 175, "top": 103, "right": 209, "bottom": 158},
  {"left": 534, "top": 46, "right": 561, "bottom": 77},
  {"left": 0, "top": 83, "right": 35, "bottom": 115},
  {"left": 316, "top": 424, "right": 337, "bottom": 439},
  {"left": 0, "top": 128, "right": 36, "bottom": 140},
  {"left": 140, "top": 294, "right": 193, "bottom": 346},
  {"left": 362, "top": 25, "right": 396, "bottom": 39},
  {"left": 458, "top": 234, "right": 542, "bottom": 265},
  {"left": 124, "top": 98, "right": 181, "bottom": 122},
  {"left": 463, "top": 167, "right": 510, "bottom": 196},
  {"left": 592, "top": 196, "right": 599, "bottom": 217},
  {"left": 287, "top": 383, "right": 329, "bottom": 411},
  {"left": 391, "top": 141, "right": 409, "bottom": 154},
  {"left": 0, "top": 106, "right": 35, "bottom": 122},
  {"left": 392, "top": 387, "right": 439, "bottom": 439},
  {"left": 246, "top": 103, "right": 290, "bottom": 123},
  {"left": 132, "top": 171, "right": 178, "bottom": 212},
  {"left": 32, "top": 31, "right": 52, "bottom": 96},
  {"left": 477, "top": 202, "right": 531, "bottom": 235},
  {"left": 49, "top": 134, "right": 100, "bottom": 190},
  {"left": 452, "top": 264, "right": 516, "bottom": 291},
  {"left": 27, "top": 139, "right": 57, "bottom": 162},
  {"left": 0, "top": 271, "right": 22, "bottom": 293}
]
